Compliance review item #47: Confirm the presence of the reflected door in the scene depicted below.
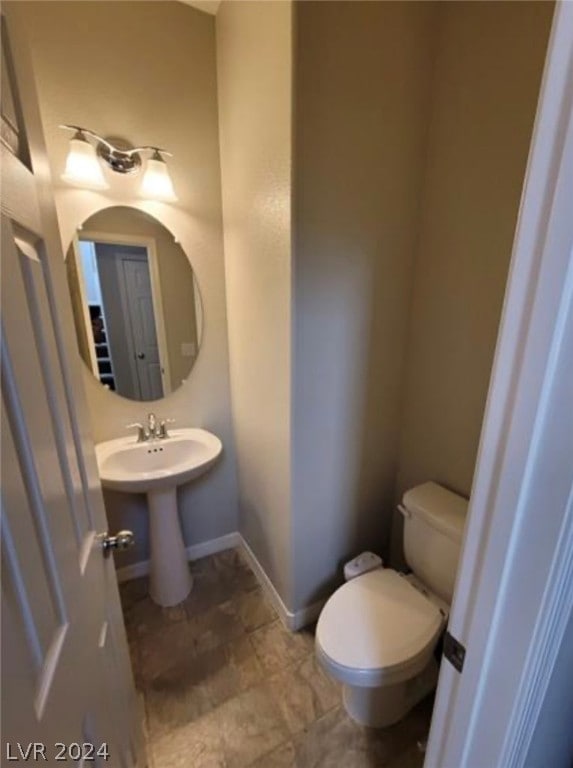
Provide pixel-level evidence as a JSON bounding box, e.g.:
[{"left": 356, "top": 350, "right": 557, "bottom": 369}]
[
  {"left": 122, "top": 255, "right": 163, "bottom": 400},
  {"left": 95, "top": 244, "right": 163, "bottom": 400}
]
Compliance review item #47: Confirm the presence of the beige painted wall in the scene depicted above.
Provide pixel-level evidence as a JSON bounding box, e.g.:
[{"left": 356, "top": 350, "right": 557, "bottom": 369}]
[
  {"left": 291, "top": 1, "right": 438, "bottom": 609},
  {"left": 16, "top": 0, "right": 552, "bottom": 612},
  {"left": 17, "top": 1, "right": 239, "bottom": 566},
  {"left": 392, "top": 1, "right": 553, "bottom": 564},
  {"left": 81, "top": 206, "right": 199, "bottom": 391},
  {"left": 216, "top": 1, "right": 294, "bottom": 604}
]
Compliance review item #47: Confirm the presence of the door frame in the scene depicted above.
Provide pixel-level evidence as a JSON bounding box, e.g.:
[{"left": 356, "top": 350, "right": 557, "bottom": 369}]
[
  {"left": 426, "top": 2, "right": 573, "bottom": 765},
  {"left": 68, "top": 237, "right": 100, "bottom": 378},
  {"left": 79, "top": 229, "right": 173, "bottom": 396}
]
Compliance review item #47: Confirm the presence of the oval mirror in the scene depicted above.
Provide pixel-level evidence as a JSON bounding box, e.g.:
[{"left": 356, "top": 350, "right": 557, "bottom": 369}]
[{"left": 65, "top": 206, "right": 203, "bottom": 401}]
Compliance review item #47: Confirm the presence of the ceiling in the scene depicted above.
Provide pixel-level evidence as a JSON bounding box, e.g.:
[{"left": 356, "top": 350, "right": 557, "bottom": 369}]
[{"left": 179, "top": 0, "right": 221, "bottom": 15}]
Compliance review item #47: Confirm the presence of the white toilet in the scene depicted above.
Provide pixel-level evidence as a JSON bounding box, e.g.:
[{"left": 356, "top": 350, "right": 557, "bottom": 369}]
[{"left": 316, "top": 481, "right": 467, "bottom": 728}]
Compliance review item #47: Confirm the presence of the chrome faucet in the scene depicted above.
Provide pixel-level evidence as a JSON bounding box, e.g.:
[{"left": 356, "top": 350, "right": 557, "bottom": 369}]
[
  {"left": 126, "top": 413, "right": 175, "bottom": 442},
  {"left": 125, "top": 421, "right": 147, "bottom": 442}
]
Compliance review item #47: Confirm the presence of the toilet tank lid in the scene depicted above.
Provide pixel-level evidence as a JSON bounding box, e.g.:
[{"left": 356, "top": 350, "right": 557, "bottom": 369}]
[{"left": 403, "top": 482, "right": 468, "bottom": 543}]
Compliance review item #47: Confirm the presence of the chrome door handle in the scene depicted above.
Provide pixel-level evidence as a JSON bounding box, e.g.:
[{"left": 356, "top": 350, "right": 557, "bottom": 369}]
[{"left": 101, "top": 530, "right": 135, "bottom": 555}]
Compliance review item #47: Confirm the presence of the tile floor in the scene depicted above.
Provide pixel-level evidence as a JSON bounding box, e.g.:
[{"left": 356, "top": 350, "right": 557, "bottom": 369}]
[{"left": 120, "top": 548, "right": 432, "bottom": 768}]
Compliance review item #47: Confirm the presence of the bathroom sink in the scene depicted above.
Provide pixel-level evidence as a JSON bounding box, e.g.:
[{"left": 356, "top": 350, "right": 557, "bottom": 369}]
[
  {"left": 95, "top": 428, "right": 222, "bottom": 493},
  {"left": 95, "top": 428, "right": 223, "bottom": 608}
]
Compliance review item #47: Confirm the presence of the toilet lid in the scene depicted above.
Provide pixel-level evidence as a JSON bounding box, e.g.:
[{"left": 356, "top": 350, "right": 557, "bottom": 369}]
[{"left": 316, "top": 569, "right": 443, "bottom": 672}]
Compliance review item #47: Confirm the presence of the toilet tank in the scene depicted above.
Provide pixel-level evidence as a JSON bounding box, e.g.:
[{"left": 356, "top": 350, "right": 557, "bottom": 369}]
[{"left": 402, "top": 482, "right": 468, "bottom": 604}]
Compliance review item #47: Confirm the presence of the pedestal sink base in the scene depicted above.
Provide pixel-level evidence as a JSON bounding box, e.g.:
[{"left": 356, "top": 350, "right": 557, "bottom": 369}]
[
  {"left": 95, "top": 428, "right": 222, "bottom": 607},
  {"left": 148, "top": 487, "right": 192, "bottom": 607}
]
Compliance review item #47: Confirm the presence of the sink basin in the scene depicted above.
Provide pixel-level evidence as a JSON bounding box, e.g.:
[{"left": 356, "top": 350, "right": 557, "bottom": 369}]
[
  {"left": 96, "top": 428, "right": 222, "bottom": 493},
  {"left": 95, "top": 428, "right": 222, "bottom": 607}
]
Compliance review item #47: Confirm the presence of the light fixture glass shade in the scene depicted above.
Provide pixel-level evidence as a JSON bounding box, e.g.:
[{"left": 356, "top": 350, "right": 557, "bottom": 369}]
[
  {"left": 61, "top": 136, "right": 109, "bottom": 190},
  {"left": 139, "top": 155, "right": 178, "bottom": 202}
]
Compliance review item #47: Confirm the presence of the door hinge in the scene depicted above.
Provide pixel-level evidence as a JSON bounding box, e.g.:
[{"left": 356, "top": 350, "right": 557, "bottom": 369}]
[{"left": 444, "top": 630, "right": 466, "bottom": 673}]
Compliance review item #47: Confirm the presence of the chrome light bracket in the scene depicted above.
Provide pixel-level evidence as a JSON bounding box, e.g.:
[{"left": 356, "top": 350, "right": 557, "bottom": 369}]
[
  {"left": 97, "top": 136, "right": 142, "bottom": 175},
  {"left": 60, "top": 124, "right": 174, "bottom": 177}
]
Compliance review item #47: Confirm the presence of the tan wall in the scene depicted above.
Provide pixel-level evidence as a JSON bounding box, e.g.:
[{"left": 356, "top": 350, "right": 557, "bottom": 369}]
[
  {"left": 83, "top": 206, "right": 199, "bottom": 390},
  {"left": 216, "top": 1, "right": 293, "bottom": 604},
  {"left": 17, "top": 0, "right": 553, "bottom": 609},
  {"left": 292, "top": 1, "right": 438, "bottom": 608},
  {"left": 18, "top": 1, "right": 239, "bottom": 566},
  {"left": 392, "top": 1, "right": 553, "bottom": 564}
]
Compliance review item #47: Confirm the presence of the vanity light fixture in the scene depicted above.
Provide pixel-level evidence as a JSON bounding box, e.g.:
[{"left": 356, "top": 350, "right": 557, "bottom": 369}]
[
  {"left": 61, "top": 129, "right": 109, "bottom": 190},
  {"left": 59, "top": 125, "right": 178, "bottom": 202},
  {"left": 138, "top": 150, "right": 178, "bottom": 203}
]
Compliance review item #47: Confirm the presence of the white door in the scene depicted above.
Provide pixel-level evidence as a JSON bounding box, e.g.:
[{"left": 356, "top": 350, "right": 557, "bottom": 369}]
[
  {"left": 425, "top": 4, "right": 573, "bottom": 766},
  {"left": 1, "top": 8, "right": 144, "bottom": 767}
]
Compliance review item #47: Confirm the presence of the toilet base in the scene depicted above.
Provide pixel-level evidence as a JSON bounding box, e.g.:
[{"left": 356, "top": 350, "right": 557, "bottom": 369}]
[{"left": 342, "top": 658, "right": 439, "bottom": 728}]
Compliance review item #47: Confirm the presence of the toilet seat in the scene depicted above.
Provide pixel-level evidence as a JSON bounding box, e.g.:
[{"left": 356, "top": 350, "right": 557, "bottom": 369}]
[{"left": 316, "top": 569, "right": 445, "bottom": 688}]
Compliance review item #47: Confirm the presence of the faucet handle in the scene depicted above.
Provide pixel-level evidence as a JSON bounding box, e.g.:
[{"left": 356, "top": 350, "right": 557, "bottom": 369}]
[
  {"left": 126, "top": 422, "right": 146, "bottom": 442},
  {"left": 158, "top": 418, "right": 175, "bottom": 439}
]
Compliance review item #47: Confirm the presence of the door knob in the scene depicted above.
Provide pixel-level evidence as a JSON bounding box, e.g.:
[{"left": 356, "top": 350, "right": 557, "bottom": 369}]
[
  {"left": 101, "top": 530, "right": 135, "bottom": 555},
  {"left": 137, "top": 352, "right": 145, "bottom": 359}
]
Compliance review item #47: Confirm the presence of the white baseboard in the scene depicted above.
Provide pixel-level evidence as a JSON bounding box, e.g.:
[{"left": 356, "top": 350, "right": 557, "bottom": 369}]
[
  {"left": 116, "top": 532, "right": 241, "bottom": 583},
  {"left": 116, "top": 530, "right": 324, "bottom": 631},
  {"left": 188, "top": 531, "right": 241, "bottom": 560},
  {"left": 290, "top": 598, "right": 325, "bottom": 631},
  {"left": 238, "top": 535, "right": 325, "bottom": 632},
  {"left": 238, "top": 535, "right": 293, "bottom": 629}
]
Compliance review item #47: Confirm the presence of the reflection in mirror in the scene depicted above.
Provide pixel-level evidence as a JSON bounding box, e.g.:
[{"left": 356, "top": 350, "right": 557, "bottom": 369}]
[{"left": 66, "top": 207, "right": 203, "bottom": 401}]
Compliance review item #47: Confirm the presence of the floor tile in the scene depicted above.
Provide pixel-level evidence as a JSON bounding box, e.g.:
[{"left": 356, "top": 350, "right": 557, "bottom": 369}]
[
  {"left": 146, "top": 685, "right": 212, "bottom": 742},
  {"left": 384, "top": 743, "right": 425, "bottom": 768},
  {"left": 234, "top": 586, "right": 277, "bottom": 632},
  {"left": 267, "top": 654, "right": 339, "bottom": 735},
  {"left": 124, "top": 593, "right": 187, "bottom": 638},
  {"left": 187, "top": 599, "right": 246, "bottom": 654},
  {"left": 138, "top": 620, "right": 196, "bottom": 683},
  {"left": 248, "top": 740, "right": 296, "bottom": 768},
  {"left": 151, "top": 708, "right": 226, "bottom": 768},
  {"left": 215, "top": 549, "right": 260, "bottom": 593},
  {"left": 119, "top": 550, "right": 434, "bottom": 768},
  {"left": 145, "top": 633, "right": 264, "bottom": 738},
  {"left": 202, "top": 635, "right": 264, "bottom": 708},
  {"left": 292, "top": 706, "right": 404, "bottom": 768},
  {"left": 190, "top": 553, "right": 220, "bottom": 575},
  {"left": 217, "top": 685, "right": 290, "bottom": 768},
  {"left": 144, "top": 654, "right": 213, "bottom": 738},
  {"left": 214, "top": 547, "right": 255, "bottom": 577},
  {"left": 118, "top": 575, "right": 149, "bottom": 612},
  {"left": 183, "top": 550, "right": 259, "bottom": 617},
  {"left": 185, "top": 556, "right": 247, "bottom": 616},
  {"left": 390, "top": 695, "right": 434, "bottom": 753},
  {"left": 184, "top": 576, "right": 233, "bottom": 616},
  {"left": 127, "top": 635, "right": 144, "bottom": 691},
  {"left": 250, "top": 620, "right": 315, "bottom": 674},
  {"left": 293, "top": 696, "right": 433, "bottom": 768}
]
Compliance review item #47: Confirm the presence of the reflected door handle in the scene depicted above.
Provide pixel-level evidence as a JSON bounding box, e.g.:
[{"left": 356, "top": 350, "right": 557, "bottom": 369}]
[
  {"left": 136, "top": 352, "right": 146, "bottom": 359},
  {"left": 101, "top": 530, "right": 135, "bottom": 556}
]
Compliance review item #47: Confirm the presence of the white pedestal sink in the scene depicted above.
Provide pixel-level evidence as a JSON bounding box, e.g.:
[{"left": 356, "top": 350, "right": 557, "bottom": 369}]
[{"left": 95, "top": 428, "right": 222, "bottom": 607}]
